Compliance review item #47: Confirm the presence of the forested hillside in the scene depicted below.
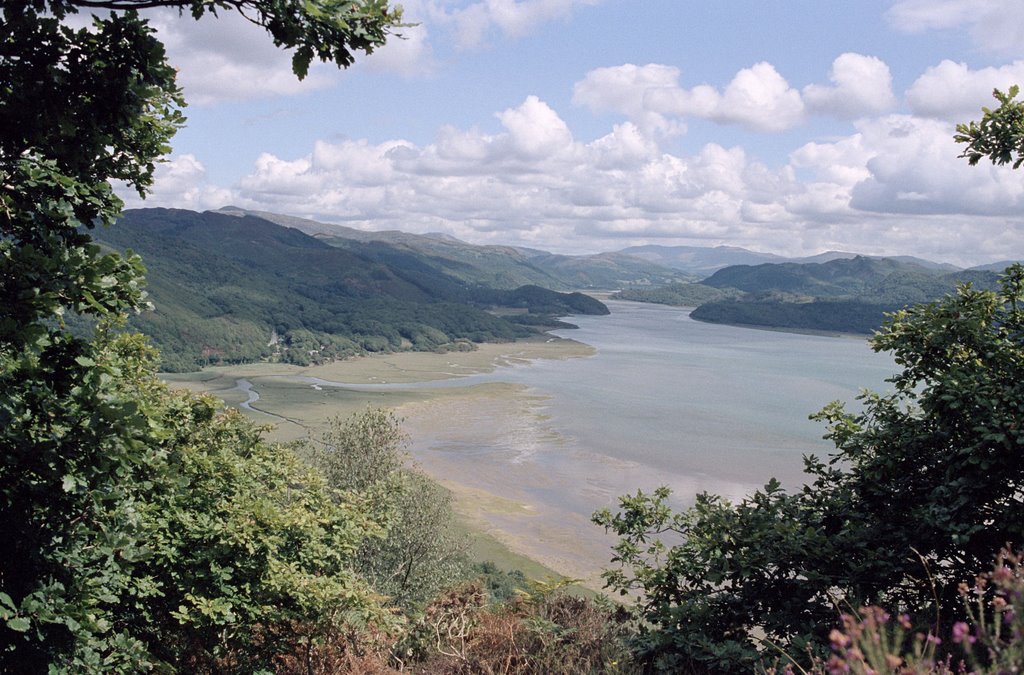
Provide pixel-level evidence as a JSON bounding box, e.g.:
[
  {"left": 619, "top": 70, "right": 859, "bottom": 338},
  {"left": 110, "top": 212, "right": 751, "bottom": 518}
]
[
  {"left": 95, "top": 209, "right": 607, "bottom": 370},
  {"left": 614, "top": 282, "right": 740, "bottom": 307},
  {"left": 618, "top": 256, "right": 1002, "bottom": 334}
]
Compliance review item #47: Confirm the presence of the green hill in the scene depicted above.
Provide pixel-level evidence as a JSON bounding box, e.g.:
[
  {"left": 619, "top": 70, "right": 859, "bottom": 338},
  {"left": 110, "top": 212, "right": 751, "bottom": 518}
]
[
  {"left": 613, "top": 282, "right": 740, "bottom": 307},
  {"left": 700, "top": 256, "right": 940, "bottom": 297},
  {"left": 94, "top": 209, "right": 608, "bottom": 370},
  {"left": 620, "top": 256, "right": 1000, "bottom": 334}
]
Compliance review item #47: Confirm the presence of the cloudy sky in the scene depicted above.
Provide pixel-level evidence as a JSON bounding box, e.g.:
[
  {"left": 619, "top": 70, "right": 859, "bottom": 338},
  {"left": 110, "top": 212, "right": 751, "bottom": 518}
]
[{"left": 118, "top": 0, "right": 1024, "bottom": 266}]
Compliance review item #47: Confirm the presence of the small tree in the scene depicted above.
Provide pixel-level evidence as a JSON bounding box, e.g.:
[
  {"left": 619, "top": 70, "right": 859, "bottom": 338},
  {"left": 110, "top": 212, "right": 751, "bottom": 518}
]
[
  {"left": 128, "top": 390, "right": 393, "bottom": 671},
  {"left": 302, "top": 410, "right": 471, "bottom": 608}
]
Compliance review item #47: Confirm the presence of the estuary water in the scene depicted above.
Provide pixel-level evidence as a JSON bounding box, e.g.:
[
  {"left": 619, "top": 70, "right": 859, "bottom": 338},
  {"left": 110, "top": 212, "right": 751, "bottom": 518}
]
[
  {"left": 399, "top": 300, "right": 898, "bottom": 579},
  {"left": 499, "top": 300, "right": 896, "bottom": 492}
]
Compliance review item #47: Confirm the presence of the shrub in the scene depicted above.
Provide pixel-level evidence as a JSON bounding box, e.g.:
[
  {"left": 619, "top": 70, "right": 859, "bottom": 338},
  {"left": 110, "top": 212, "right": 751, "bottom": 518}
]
[{"left": 400, "top": 581, "right": 638, "bottom": 674}]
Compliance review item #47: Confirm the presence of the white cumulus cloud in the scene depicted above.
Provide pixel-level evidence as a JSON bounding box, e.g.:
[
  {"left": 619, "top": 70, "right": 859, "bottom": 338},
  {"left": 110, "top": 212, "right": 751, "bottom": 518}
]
[
  {"left": 907, "top": 60, "right": 1024, "bottom": 120},
  {"left": 574, "top": 60, "right": 879, "bottom": 134},
  {"left": 571, "top": 63, "right": 686, "bottom": 136},
  {"left": 712, "top": 62, "right": 805, "bottom": 132},
  {"left": 803, "top": 53, "right": 896, "bottom": 118},
  {"left": 496, "top": 95, "right": 574, "bottom": 159},
  {"left": 849, "top": 115, "right": 1024, "bottom": 215},
  {"left": 117, "top": 155, "right": 233, "bottom": 211}
]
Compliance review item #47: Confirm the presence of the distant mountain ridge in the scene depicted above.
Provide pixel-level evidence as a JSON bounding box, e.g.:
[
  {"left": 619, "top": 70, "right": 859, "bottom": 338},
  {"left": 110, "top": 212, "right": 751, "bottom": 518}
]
[
  {"left": 615, "top": 244, "right": 962, "bottom": 276},
  {"left": 217, "top": 207, "right": 690, "bottom": 289},
  {"left": 616, "top": 244, "right": 785, "bottom": 276},
  {"left": 106, "top": 207, "right": 1015, "bottom": 359},
  {"left": 970, "top": 260, "right": 1024, "bottom": 272},
  {"left": 217, "top": 207, "right": 1007, "bottom": 279}
]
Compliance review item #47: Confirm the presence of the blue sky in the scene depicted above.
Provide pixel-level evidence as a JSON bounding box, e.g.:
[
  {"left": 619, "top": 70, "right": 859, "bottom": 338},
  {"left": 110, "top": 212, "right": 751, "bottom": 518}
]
[{"left": 118, "top": 0, "right": 1024, "bottom": 266}]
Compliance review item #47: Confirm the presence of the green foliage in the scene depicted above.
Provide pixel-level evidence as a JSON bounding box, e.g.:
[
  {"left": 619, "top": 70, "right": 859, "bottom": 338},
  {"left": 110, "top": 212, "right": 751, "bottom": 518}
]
[
  {"left": 2, "top": 329, "right": 398, "bottom": 671},
  {"left": 595, "top": 266, "right": 1024, "bottom": 672},
  {"left": 1, "top": 5, "right": 180, "bottom": 343},
  {"left": 1, "top": 331, "right": 166, "bottom": 671},
  {"left": 127, "top": 393, "right": 393, "bottom": 670},
  {"left": 300, "top": 410, "right": 471, "bottom": 609},
  {"left": 955, "top": 85, "right": 1024, "bottom": 168},
  {"left": 305, "top": 409, "right": 409, "bottom": 491},
  {"left": 1, "top": 0, "right": 400, "bottom": 669},
  {"left": 473, "top": 562, "right": 530, "bottom": 604},
  {"left": 357, "top": 471, "right": 471, "bottom": 608},
  {"left": 0, "top": 7, "right": 186, "bottom": 663}
]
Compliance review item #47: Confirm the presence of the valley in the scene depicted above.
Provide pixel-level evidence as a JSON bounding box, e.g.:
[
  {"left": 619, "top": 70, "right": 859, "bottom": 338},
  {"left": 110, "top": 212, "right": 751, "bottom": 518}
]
[{"left": 168, "top": 299, "right": 897, "bottom": 589}]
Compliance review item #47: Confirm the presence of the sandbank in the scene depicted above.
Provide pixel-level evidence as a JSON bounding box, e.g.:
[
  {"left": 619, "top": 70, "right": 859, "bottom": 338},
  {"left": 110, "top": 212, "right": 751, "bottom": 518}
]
[{"left": 297, "top": 336, "right": 594, "bottom": 384}]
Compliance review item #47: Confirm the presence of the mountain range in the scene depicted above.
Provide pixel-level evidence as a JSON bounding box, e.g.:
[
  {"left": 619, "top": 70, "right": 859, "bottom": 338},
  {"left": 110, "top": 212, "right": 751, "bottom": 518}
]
[
  {"left": 617, "top": 244, "right": 963, "bottom": 276},
  {"left": 93, "top": 207, "right": 1018, "bottom": 367},
  {"left": 217, "top": 207, "right": 692, "bottom": 289}
]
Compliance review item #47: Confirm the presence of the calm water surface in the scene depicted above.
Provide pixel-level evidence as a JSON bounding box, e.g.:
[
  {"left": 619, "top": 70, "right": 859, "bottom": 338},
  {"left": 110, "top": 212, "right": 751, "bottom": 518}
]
[
  {"left": 400, "top": 300, "right": 899, "bottom": 575},
  {"left": 504, "top": 300, "right": 896, "bottom": 488},
  {"left": 411, "top": 300, "right": 897, "bottom": 505}
]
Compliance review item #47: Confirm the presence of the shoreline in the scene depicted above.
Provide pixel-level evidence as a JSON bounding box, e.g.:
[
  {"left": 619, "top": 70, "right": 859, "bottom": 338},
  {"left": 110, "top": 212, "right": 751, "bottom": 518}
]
[
  {"left": 395, "top": 384, "right": 620, "bottom": 589},
  {"left": 162, "top": 333, "right": 608, "bottom": 586}
]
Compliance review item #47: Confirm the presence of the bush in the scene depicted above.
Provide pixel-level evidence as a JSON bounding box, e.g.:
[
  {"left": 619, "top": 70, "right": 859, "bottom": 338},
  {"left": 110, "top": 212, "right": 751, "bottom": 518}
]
[
  {"left": 300, "top": 410, "right": 471, "bottom": 609},
  {"left": 400, "top": 582, "right": 638, "bottom": 674},
  {"left": 769, "top": 546, "right": 1024, "bottom": 674}
]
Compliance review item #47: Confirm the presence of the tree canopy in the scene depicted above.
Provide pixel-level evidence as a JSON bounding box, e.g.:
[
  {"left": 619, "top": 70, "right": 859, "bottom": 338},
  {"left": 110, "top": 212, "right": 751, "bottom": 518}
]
[{"left": 0, "top": 1, "right": 401, "bottom": 670}]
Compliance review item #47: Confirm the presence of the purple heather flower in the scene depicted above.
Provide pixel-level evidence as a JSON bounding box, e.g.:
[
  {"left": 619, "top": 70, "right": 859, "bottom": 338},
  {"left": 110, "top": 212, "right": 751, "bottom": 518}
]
[{"left": 951, "top": 622, "right": 975, "bottom": 645}]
